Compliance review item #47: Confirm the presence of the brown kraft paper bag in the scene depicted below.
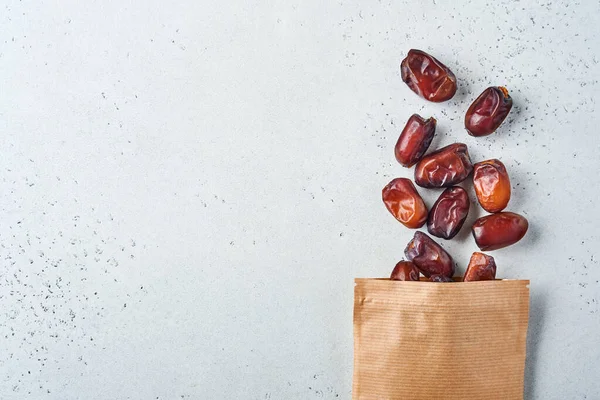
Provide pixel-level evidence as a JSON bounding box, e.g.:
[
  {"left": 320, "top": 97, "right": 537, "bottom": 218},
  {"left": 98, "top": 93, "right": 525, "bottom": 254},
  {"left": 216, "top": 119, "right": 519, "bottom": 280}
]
[{"left": 352, "top": 278, "right": 530, "bottom": 400}]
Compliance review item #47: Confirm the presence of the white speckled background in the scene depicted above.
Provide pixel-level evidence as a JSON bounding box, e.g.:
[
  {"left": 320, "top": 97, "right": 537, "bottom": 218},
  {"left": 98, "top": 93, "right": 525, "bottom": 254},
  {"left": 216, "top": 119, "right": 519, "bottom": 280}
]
[{"left": 0, "top": 0, "right": 599, "bottom": 399}]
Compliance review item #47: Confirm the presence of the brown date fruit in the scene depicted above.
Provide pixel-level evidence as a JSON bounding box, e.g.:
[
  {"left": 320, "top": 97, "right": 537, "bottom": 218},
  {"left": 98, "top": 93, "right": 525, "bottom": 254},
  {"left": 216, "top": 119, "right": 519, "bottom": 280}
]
[
  {"left": 427, "top": 186, "right": 470, "bottom": 240},
  {"left": 382, "top": 178, "right": 428, "bottom": 229},
  {"left": 414, "top": 143, "right": 473, "bottom": 188},
  {"left": 400, "top": 49, "right": 457, "bottom": 102},
  {"left": 390, "top": 261, "right": 421, "bottom": 281},
  {"left": 395, "top": 114, "right": 436, "bottom": 168},
  {"left": 405, "top": 231, "right": 455, "bottom": 278},
  {"left": 472, "top": 212, "right": 528, "bottom": 251},
  {"left": 430, "top": 274, "right": 453, "bottom": 282},
  {"left": 473, "top": 159, "right": 511, "bottom": 213},
  {"left": 463, "top": 252, "right": 497, "bottom": 282},
  {"left": 465, "top": 86, "right": 513, "bottom": 136}
]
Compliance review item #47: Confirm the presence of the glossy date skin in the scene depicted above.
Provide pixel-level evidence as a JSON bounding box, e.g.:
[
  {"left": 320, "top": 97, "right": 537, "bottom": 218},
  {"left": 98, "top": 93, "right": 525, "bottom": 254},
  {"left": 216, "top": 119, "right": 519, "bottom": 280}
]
[
  {"left": 465, "top": 86, "right": 513, "bottom": 136},
  {"left": 382, "top": 178, "right": 428, "bottom": 229},
  {"left": 405, "top": 231, "right": 455, "bottom": 278},
  {"left": 463, "top": 252, "right": 497, "bottom": 282},
  {"left": 472, "top": 212, "right": 528, "bottom": 251},
  {"left": 427, "top": 186, "right": 470, "bottom": 240},
  {"left": 414, "top": 143, "right": 473, "bottom": 188},
  {"left": 395, "top": 114, "right": 436, "bottom": 168},
  {"left": 401, "top": 49, "right": 457, "bottom": 102},
  {"left": 390, "top": 261, "right": 421, "bottom": 281},
  {"left": 473, "top": 159, "right": 511, "bottom": 213},
  {"left": 430, "top": 274, "right": 453, "bottom": 282}
]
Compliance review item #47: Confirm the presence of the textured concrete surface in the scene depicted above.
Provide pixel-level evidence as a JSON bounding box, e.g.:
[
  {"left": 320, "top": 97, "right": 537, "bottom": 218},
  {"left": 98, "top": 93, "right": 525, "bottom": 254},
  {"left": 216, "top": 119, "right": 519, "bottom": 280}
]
[{"left": 1, "top": 0, "right": 599, "bottom": 399}]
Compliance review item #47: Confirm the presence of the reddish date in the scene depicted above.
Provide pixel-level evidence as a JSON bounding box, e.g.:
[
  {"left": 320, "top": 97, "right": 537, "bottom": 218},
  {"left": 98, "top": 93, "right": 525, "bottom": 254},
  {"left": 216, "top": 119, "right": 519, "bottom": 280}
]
[
  {"left": 390, "top": 261, "right": 421, "bottom": 281},
  {"left": 401, "top": 49, "right": 457, "bottom": 102},
  {"left": 463, "top": 252, "right": 497, "bottom": 282},
  {"left": 427, "top": 186, "right": 470, "bottom": 240},
  {"left": 473, "top": 159, "right": 511, "bottom": 213},
  {"left": 405, "top": 231, "right": 455, "bottom": 278},
  {"left": 414, "top": 143, "right": 473, "bottom": 188},
  {"left": 472, "top": 212, "right": 528, "bottom": 251},
  {"left": 465, "top": 86, "right": 513, "bottom": 137},
  {"left": 382, "top": 178, "right": 428, "bottom": 229},
  {"left": 430, "top": 274, "right": 453, "bottom": 282},
  {"left": 395, "top": 114, "right": 436, "bottom": 168}
]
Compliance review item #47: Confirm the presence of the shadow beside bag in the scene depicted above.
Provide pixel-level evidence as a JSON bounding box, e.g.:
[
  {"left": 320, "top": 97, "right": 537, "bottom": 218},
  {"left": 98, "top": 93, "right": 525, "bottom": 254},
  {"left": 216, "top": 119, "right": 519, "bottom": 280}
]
[{"left": 353, "top": 278, "right": 530, "bottom": 400}]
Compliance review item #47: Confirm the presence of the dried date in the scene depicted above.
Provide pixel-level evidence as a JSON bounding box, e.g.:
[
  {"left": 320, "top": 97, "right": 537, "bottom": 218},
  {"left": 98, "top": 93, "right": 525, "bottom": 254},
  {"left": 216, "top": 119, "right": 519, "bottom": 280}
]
[
  {"left": 401, "top": 49, "right": 457, "bottom": 102},
  {"left": 414, "top": 143, "right": 473, "bottom": 188},
  {"left": 473, "top": 159, "right": 511, "bottom": 213},
  {"left": 463, "top": 252, "right": 497, "bottom": 281},
  {"left": 395, "top": 114, "right": 436, "bottom": 168},
  {"left": 382, "top": 178, "right": 428, "bottom": 228},
  {"left": 390, "top": 261, "right": 421, "bottom": 281},
  {"left": 430, "top": 275, "right": 453, "bottom": 282},
  {"left": 427, "top": 186, "right": 470, "bottom": 240},
  {"left": 465, "top": 86, "right": 513, "bottom": 136},
  {"left": 472, "top": 212, "right": 528, "bottom": 251},
  {"left": 405, "top": 231, "right": 455, "bottom": 278}
]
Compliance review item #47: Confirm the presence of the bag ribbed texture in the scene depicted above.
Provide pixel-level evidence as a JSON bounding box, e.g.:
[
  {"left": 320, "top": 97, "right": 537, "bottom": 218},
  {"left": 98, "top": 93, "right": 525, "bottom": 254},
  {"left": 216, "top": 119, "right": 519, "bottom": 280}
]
[{"left": 353, "top": 278, "right": 530, "bottom": 400}]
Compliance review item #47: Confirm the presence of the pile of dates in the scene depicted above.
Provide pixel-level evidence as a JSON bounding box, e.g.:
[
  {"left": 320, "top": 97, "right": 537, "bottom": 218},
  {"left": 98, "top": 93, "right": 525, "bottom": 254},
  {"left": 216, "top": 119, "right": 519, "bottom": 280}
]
[{"left": 385, "top": 49, "right": 528, "bottom": 283}]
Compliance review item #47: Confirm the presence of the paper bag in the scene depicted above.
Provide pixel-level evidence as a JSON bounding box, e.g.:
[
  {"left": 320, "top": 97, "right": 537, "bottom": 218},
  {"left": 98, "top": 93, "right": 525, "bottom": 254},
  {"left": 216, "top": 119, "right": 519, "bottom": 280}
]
[{"left": 352, "top": 278, "right": 530, "bottom": 400}]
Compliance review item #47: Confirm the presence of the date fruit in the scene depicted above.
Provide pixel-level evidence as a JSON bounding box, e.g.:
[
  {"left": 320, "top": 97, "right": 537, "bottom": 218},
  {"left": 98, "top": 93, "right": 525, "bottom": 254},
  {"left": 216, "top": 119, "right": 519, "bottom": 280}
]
[
  {"left": 463, "top": 252, "right": 497, "bottom": 282},
  {"left": 401, "top": 49, "right": 457, "bottom": 102},
  {"left": 414, "top": 143, "right": 473, "bottom": 188},
  {"left": 390, "top": 261, "right": 421, "bottom": 281},
  {"left": 405, "top": 231, "right": 455, "bottom": 278},
  {"left": 430, "top": 274, "right": 453, "bottom": 282},
  {"left": 465, "top": 86, "right": 513, "bottom": 136},
  {"left": 473, "top": 159, "right": 511, "bottom": 213},
  {"left": 382, "top": 178, "right": 428, "bottom": 228},
  {"left": 427, "top": 186, "right": 470, "bottom": 240},
  {"left": 395, "top": 114, "right": 436, "bottom": 168},
  {"left": 472, "top": 212, "right": 528, "bottom": 251}
]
